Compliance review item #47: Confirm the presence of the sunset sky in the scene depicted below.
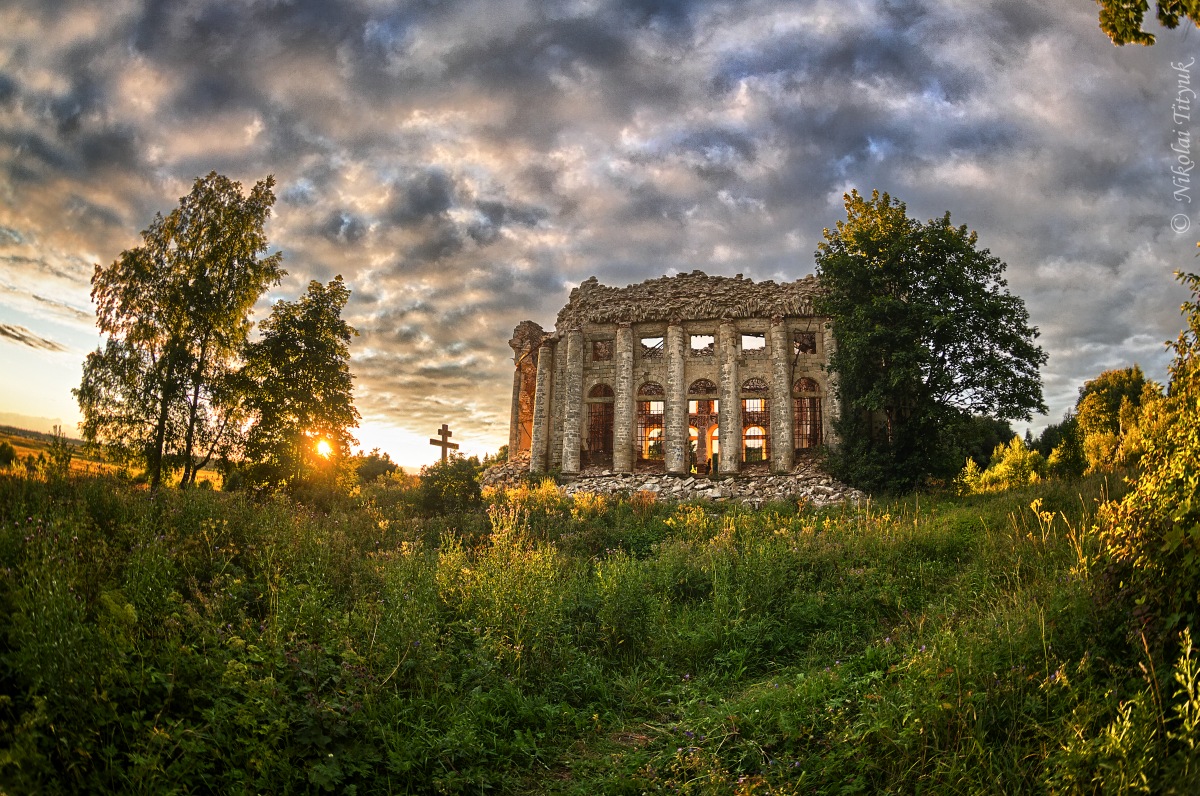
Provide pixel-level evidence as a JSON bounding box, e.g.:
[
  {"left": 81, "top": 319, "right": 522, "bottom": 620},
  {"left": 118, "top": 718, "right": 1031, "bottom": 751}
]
[{"left": 1, "top": 0, "right": 1196, "bottom": 468}]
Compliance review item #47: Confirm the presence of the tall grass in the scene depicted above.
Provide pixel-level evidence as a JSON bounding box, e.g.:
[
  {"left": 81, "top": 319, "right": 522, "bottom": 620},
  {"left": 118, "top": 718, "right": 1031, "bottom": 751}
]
[{"left": 0, "top": 472, "right": 1194, "bottom": 794}]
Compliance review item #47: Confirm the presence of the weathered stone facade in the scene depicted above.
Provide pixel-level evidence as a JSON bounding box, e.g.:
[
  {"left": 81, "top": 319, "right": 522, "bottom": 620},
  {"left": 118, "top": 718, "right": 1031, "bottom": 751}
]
[{"left": 508, "top": 271, "right": 839, "bottom": 477}]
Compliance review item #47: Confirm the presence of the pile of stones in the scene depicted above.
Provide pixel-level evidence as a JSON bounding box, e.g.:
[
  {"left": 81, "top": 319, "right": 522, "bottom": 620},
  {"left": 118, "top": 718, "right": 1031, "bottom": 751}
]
[
  {"left": 479, "top": 450, "right": 533, "bottom": 489},
  {"left": 481, "top": 453, "right": 865, "bottom": 509}
]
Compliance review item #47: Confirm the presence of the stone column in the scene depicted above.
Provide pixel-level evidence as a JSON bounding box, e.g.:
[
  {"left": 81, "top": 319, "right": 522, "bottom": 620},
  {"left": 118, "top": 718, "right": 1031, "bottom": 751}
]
[
  {"left": 613, "top": 323, "right": 635, "bottom": 473},
  {"left": 822, "top": 320, "right": 840, "bottom": 446},
  {"left": 769, "top": 316, "right": 794, "bottom": 474},
  {"left": 717, "top": 320, "right": 740, "bottom": 476},
  {"left": 664, "top": 321, "right": 687, "bottom": 475},
  {"left": 529, "top": 341, "right": 554, "bottom": 473},
  {"left": 508, "top": 359, "right": 524, "bottom": 454},
  {"left": 560, "top": 327, "right": 585, "bottom": 475},
  {"left": 550, "top": 338, "right": 567, "bottom": 469}
]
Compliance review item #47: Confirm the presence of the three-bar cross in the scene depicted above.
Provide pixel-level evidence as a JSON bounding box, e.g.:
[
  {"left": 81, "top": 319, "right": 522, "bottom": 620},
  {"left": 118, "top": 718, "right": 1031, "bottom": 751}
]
[{"left": 429, "top": 423, "right": 459, "bottom": 462}]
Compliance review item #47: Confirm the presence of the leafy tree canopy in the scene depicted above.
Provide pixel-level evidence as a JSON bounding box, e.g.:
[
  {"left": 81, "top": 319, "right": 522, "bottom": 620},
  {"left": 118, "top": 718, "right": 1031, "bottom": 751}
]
[
  {"left": 816, "top": 189, "right": 1047, "bottom": 490},
  {"left": 242, "top": 276, "right": 360, "bottom": 489},
  {"left": 74, "top": 172, "right": 284, "bottom": 489},
  {"left": 1096, "top": 0, "right": 1200, "bottom": 45},
  {"left": 1075, "top": 365, "right": 1159, "bottom": 437}
]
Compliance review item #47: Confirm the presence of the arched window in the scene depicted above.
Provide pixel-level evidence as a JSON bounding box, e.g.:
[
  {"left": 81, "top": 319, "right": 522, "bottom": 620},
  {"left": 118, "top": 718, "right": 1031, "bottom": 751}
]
[
  {"left": 739, "top": 378, "right": 771, "bottom": 464},
  {"left": 688, "top": 378, "right": 717, "bottom": 395},
  {"left": 637, "top": 382, "right": 665, "bottom": 463},
  {"left": 585, "top": 383, "right": 615, "bottom": 467},
  {"left": 793, "top": 378, "right": 822, "bottom": 451},
  {"left": 741, "top": 377, "right": 769, "bottom": 414},
  {"left": 743, "top": 425, "right": 768, "bottom": 463},
  {"left": 741, "top": 378, "right": 769, "bottom": 421}
]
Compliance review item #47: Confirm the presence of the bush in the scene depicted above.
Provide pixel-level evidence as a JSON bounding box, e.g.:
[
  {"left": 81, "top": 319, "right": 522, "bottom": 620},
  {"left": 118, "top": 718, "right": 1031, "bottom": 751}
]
[
  {"left": 1099, "top": 271, "right": 1200, "bottom": 644},
  {"left": 956, "top": 436, "right": 1046, "bottom": 494},
  {"left": 418, "top": 454, "right": 482, "bottom": 515},
  {"left": 355, "top": 448, "right": 399, "bottom": 483},
  {"left": 0, "top": 441, "right": 15, "bottom": 468}
]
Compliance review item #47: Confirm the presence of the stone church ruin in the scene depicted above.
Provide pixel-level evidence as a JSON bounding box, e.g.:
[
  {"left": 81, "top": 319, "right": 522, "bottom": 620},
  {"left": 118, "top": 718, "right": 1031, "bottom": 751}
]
[{"left": 507, "top": 271, "right": 840, "bottom": 478}]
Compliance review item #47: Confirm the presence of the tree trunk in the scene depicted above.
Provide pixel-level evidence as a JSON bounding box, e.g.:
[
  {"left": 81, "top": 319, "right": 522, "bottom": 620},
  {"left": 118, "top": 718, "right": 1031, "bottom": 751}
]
[
  {"left": 181, "top": 338, "right": 212, "bottom": 488},
  {"left": 150, "top": 388, "right": 170, "bottom": 491}
]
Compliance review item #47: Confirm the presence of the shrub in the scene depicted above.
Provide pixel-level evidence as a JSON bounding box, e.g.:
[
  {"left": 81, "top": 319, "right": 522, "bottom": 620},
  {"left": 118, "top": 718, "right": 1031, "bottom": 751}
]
[
  {"left": 1099, "top": 271, "right": 1200, "bottom": 644},
  {"left": 956, "top": 436, "right": 1046, "bottom": 494},
  {"left": 418, "top": 454, "right": 482, "bottom": 515},
  {"left": 355, "top": 448, "right": 399, "bottom": 483},
  {"left": 45, "top": 425, "right": 73, "bottom": 480},
  {"left": 0, "top": 441, "right": 16, "bottom": 468}
]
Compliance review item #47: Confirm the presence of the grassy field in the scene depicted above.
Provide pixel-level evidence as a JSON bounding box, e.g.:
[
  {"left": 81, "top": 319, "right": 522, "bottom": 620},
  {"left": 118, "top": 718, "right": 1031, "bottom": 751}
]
[
  {"left": 0, "top": 426, "right": 222, "bottom": 485},
  {"left": 0, "top": 470, "right": 1195, "bottom": 794},
  {"left": 0, "top": 425, "right": 116, "bottom": 477}
]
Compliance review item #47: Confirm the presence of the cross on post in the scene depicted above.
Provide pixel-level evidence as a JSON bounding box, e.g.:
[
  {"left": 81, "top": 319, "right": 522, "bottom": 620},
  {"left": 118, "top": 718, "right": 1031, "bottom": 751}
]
[{"left": 429, "top": 423, "right": 460, "bottom": 462}]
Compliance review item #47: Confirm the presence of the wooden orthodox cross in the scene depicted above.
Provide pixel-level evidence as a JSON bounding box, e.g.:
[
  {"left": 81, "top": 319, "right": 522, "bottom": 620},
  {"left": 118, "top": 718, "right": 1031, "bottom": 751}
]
[{"left": 429, "top": 423, "right": 459, "bottom": 462}]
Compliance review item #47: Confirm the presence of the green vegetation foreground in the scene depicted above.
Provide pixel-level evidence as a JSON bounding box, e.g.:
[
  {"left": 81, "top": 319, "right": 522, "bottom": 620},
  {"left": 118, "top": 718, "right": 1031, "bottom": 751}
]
[{"left": 1, "top": 470, "right": 1196, "bottom": 794}]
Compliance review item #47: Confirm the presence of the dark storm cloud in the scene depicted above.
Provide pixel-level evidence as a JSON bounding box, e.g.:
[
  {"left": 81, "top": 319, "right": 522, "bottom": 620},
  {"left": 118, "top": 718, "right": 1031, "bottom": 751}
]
[
  {"left": 0, "top": 0, "right": 1193, "bottom": 458},
  {"left": 0, "top": 73, "right": 16, "bottom": 107},
  {"left": 318, "top": 211, "right": 368, "bottom": 246},
  {"left": 389, "top": 169, "right": 457, "bottom": 226}
]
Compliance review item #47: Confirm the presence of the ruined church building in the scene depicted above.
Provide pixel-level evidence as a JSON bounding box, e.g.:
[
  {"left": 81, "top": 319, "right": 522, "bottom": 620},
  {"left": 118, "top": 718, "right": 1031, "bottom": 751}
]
[{"left": 508, "top": 271, "right": 839, "bottom": 477}]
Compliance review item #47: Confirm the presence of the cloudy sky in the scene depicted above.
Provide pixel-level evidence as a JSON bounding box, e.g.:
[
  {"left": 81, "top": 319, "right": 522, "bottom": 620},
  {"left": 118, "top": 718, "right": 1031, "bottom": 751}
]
[{"left": 1, "top": 0, "right": 1196, "bottom": 468}]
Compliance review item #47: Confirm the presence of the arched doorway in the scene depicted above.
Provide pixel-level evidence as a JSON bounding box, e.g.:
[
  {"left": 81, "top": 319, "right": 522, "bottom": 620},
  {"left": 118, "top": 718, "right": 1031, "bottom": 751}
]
[
  {"left": 743, "top": 425, "right": 767, "bottom": 463},
  {"left": 637, "top": 382, "right": 665, "bottom": 468},
  {"left": 687, "top": 378, "right": 718, "bottom": 473},
  {"left": 585, "top": 383, "right": 614, "bottom": 468},
  {"left": 741, "top": 377, "right": 770, "bottom": 465}
]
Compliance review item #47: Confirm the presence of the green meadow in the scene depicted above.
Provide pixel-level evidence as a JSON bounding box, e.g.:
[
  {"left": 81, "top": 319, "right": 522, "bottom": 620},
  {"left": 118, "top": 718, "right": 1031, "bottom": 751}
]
[{"left": 1, "top": 470, "right": 1195, "bottom": 794}]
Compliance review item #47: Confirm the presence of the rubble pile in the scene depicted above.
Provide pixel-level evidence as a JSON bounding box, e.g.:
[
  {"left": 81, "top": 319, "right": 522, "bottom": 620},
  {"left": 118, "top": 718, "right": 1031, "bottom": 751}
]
[
  {"left": 479, "top": 450, "right": 533, "bottom": 490},
  {"left": 480, "top": 455, "right": 865, "bottom": 509}
]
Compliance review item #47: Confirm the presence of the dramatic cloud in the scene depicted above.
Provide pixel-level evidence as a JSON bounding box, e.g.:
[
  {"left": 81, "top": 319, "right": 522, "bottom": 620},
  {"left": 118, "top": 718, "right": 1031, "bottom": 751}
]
[
  {"left": 1, "top": 0, "right": 1195, "bottom": 465},
  {"left": 0, "top": 323, "right": 66, "bottom": 352}
]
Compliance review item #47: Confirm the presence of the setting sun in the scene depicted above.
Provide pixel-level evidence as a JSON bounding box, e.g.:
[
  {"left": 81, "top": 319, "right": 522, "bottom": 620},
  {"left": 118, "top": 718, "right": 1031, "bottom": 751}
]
[{"left": 315, "top": 439, "right": 332, "bottom": 458}]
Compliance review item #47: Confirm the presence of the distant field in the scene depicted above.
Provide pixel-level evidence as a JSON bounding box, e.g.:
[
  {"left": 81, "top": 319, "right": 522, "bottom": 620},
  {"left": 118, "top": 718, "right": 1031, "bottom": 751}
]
[{"left": 0, "top": 425, "right": 222, "bottom": 486}]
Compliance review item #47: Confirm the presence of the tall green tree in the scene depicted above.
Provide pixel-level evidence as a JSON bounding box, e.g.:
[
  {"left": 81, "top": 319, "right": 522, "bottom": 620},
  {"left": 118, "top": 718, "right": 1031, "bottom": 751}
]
[
  {"left": 1095, "top": 0, "right": 1200, "bottom": 45},
  {"left": 1076, "top": 365, "right": 1156, "bottom": 437},
  {"left": 816, "top": 190, "right": 1047, "bottom": 490},
  {"left": 75, "top": 172, "right": 284, "bottom": 489},
  {"left": 242, "top": 276, "right": 360, "bottom": 489}
]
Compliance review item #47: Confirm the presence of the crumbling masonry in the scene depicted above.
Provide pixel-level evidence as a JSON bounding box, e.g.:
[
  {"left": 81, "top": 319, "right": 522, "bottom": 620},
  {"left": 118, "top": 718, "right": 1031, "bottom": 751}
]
[{"left": 508, "top": 272, "right": 839, "bottom": 477}]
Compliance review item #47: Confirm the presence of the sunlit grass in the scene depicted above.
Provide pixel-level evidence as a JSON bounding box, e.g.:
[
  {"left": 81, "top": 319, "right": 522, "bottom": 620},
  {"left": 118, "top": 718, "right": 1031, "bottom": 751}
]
[{"left": 0, "top": 470, "right": 1194, "bottom": 794}]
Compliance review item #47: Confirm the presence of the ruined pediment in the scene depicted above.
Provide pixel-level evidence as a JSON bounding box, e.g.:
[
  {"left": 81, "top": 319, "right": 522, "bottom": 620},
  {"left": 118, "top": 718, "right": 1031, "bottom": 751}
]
[{"left": 555, "top": 271, "right": 821, "bottom": 328}]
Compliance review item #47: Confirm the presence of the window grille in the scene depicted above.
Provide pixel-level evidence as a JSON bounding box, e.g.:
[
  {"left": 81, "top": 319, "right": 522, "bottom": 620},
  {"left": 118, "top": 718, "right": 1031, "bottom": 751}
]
[
  {"left": 793, "top": 378, "right": 822, "bottom": 450},
  {"left": 743, "top": 425, "right": 768, "bottom": 463}
]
